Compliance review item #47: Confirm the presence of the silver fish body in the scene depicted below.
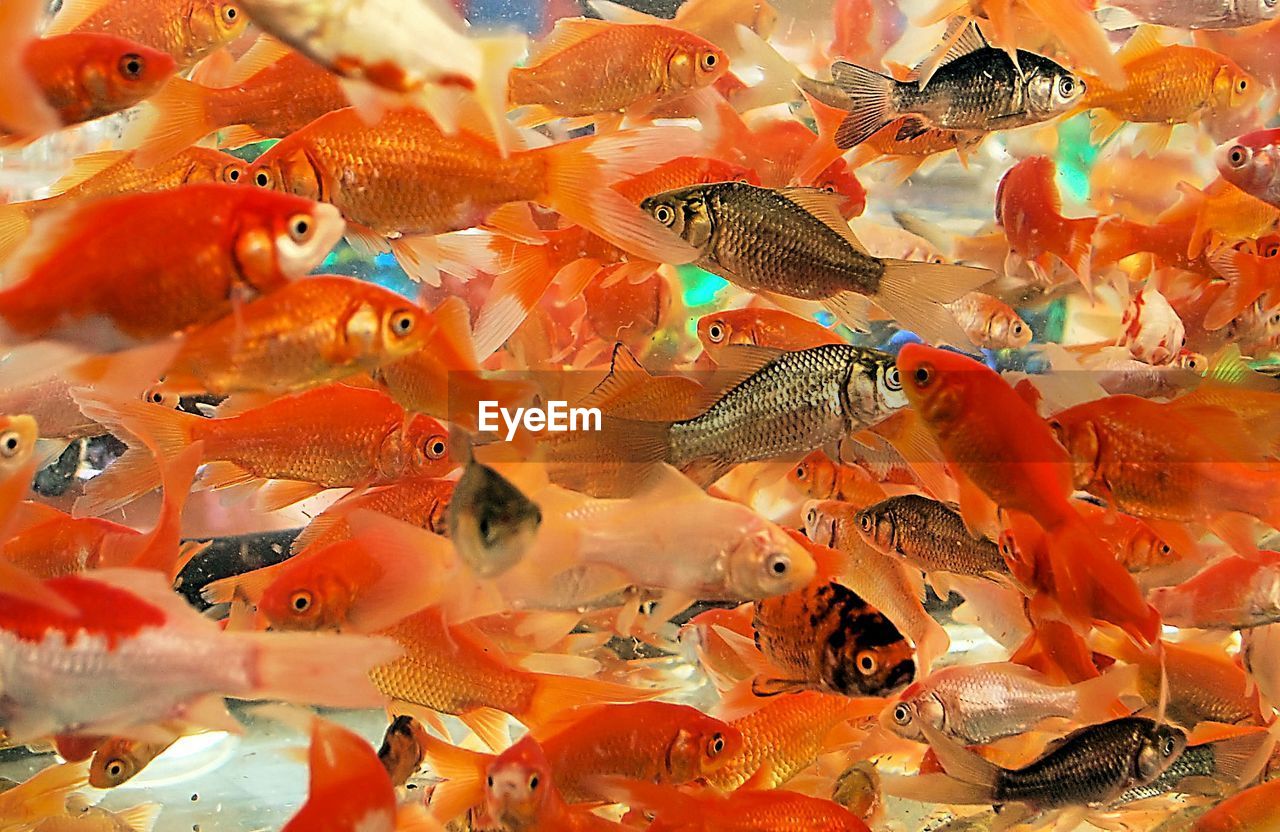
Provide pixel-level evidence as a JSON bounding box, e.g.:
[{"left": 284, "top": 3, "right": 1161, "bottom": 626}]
[
  {"left": 856, "top": 494, "right": 1008, "bottom": 578},
  {"left": 1111, "top": 0, "right": 1278, "bottom": 29}
]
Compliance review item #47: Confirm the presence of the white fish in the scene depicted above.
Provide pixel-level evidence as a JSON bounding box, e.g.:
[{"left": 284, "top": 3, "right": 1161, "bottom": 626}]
[{"left": 1109, "top": 0, "right": 1278, "bottom": 30}]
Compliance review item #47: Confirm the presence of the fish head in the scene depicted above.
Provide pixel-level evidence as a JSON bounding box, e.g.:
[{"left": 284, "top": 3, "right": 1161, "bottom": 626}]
[
  {"left": 1023, "top": 59, "right": 1085, "bottom": 118},
  {"left": 0, "top": 415, "right": 38, "bottom": 482},
  {"left": 811, "top": 159, "right": 867, "bottom": 220},
  {"left": 881, "top": 684, "right": 941, "bottom": 743},
  {"left": 1217, "top": 130, "right": 1280, "bottom": 197},
  {"left": 802, "top": 499, "right": 838, "bottom": 546},
  {"left": 257, "top": 549, "right": 359, "bottom": 631},
  {"left": 181, "top": 149, "right": 248, "bottom": 186},
  {"left": 1045, "top": 412, "right": 1100, "bottom": 490},
  {"left": 788, "top": 450, "right": 834, "bottom": 499},
  {"left": 89, "top": 738, "right": 147, "bottom": 788},
  {"left": 1214, "top": 62, "right": 1262, "bottom": 114},
  {"left": 230, "top": 193, "right": 344, "bottom": 287},
  {"left": 641, "top": 186, "right": 714, "bottom": 251},
  {"left": 72, "top": 34, "right": 177, "bottom": 112},
  {"left": 370, "top": 300, "right": 428, "bottom": 361},
  {"left": 188, "top": 1, "right": 249, "bottom": 55},
  {"left": 387, "top": 415, "right": 450, "bottom": 479},
  {"left": 483, "top": 736, "right": 551, "bottom": 827},
  {"left": 854, "top": 501, "right": 895, "bottom": 553},
  {"left": 666, "top": 714, "right": 742, "bottom": 779},
  {"left": 1134, "top": 723, "right": 1188, "bottom": 782},
  {"left": 852, "top": 351, "right": 907, "bottom": 416},
  {"left": 248, "top": 141, "right": 325, "bottom": 203},
  {"left": 982, "top": 302, "right": 1032, "bottom": 350},
  {"left": 896, "top": 343, "right": 974, "bottom": 431},
  {"left": 696, "top": 312, "right": 737, "bottom": 352},
  {"left": 666, "top": 37, "right": 729, "bottom": 91},
  {"left": 449, "top": 462, "right": 541, "bottom": 578},
  {"left": 726, "top": 522, "right": 816, "bottom": 599}
]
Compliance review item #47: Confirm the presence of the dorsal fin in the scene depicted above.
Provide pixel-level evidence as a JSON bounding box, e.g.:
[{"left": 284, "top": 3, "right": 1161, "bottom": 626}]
[
  {"left": 526, "top": 18, "right": 619, "bottom": 66},
  {"left": 587, "top": 0, "right": 660, "bottom": 24},
  {"left": 917, "top": 19, "right": 989, "bottom": 89},
  {"left": 695, "top": 343, "right": 785, "bottom": 410},
  {"left": 579, "top": 343, "right": 653, "bottom": 410},
  {"left": 46, "top": 151, "right": 130, "bottom": 197},
  {"left": 1116, "top": 25, "right": 1164, "bottom": 65},
  {"left": 777, "top": 186, "right": 870, "bottom": 254},
  {"left": 43, "top": 0, "right": 112, "bottom": 36},
  {"left": 218, "top": 36, "right": 296, "bottom": 87}
]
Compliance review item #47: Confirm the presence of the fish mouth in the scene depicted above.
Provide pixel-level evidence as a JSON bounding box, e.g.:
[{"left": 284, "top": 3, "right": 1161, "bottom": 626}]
[{"left": 881, "top": 659, "right": 916, "bottom": 692}]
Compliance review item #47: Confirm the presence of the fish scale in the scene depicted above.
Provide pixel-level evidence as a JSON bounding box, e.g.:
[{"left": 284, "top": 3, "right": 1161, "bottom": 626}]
[{"left": 858, "top": 494, "right": 1009, "bottom": 578}]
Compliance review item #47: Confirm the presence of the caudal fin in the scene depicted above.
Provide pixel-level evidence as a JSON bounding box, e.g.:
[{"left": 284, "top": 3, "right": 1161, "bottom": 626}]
[
  {"left": 1205, "top": 248, "right": 1268, "bottom": 331},
  {"left": 541, "top": 128, "right": 700, "bottom": 264},
  {"left": 126, "top": 77, "right": 215, "bottom": 168},
  {"left": 861, "top": 260, "right": 993, "bottom": 346},
  {"left": 0, "top": 203, "right": 33, "bottom": 264},
  {"left": 417, "top": 734, "right": 491, "bottom": 823},
  {"left": 521, "top": 672, "right": 663, "bottom": 730},
  {"left": 243, "top": 630, "right": 402, "bottom": 708},
  {"left": 829, "top": 62, "right": 897, "bottom": 148}
]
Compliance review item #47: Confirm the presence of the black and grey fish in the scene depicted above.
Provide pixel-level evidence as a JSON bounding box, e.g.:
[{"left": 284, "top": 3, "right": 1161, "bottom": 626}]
[
  {"left": 892, "top": 716, "right": 1187, "bottom": 813},
  {"left": 448, "top": 461, "right": 542, "bottom": 578},
  {"left": 829, "top": 23, "right": 1085, "bottom": 148},
  {"left": 1116, "top": 728, "right": 1272, "bottom": 804},
  {"left": 639, "top": 182, "right": 991, "bottom": 344},
  {"left": 855, "top": 494, "right": 1009, "bottom": 580}
]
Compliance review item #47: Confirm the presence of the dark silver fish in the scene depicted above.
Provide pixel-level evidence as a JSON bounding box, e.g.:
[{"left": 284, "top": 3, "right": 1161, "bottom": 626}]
[
  {"left": 855, "top": 494, "right": 1009, "bottom": 579},
  {"left": 447, "top": 461, "right": 541, "bottom": 577},
  {"left": 830, "top": 23, "right": 1085, "bottom": 148},
  {"left": 378, "top": 714, "right": 429, "bottom": 788},
  {"left": 640, "top": 181, "right": 991, "bottom": 345},
  {"left": 1110, "top": 0, "right": 1278, "bottom": 29},
  {"left": 1117, "top": 729, "right": 1271, "bottom": 804}
]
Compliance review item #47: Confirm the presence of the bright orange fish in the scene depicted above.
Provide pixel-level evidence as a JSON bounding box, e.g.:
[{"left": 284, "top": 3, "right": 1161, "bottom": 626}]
[
  {"left": 1190, "top": 773, "right": 1280, "bottom": 830},
  {"left": 478, "top": 735, "right": 627, "bottom": 831},
  {"left": 895, "top": 343, "right": 1159, "bottom": 645},
  {"left": 602, "top": 777, "right": 872, "bottom": 831},
  {"left": 130, "top": 36, "right": 349, "bottom": 166},
  {"left": 0, "top": 148, "right": 246, "bottom": 263},
  {"left": 246, "top": 107, "right": 695, "bottom": 283},
  {"left": 509, "top": 19, "right": 727, "bottom": 123},
  {"left": 995, "top": 156, "right": 1097, "bottom": 289},
  {"left": 76, "top": 383, "right": 451, "bottom": 516},
  {"left": 290, "top": 477, "right": 455, "bottom": 555},
  {"left": 158, "top": 276, "right": 429, "bottom": 396},
  {"left": 44, "top": 0, "right": 249, "bottom": 68},
  {"left": 948, "top": 292, "right": 1032, "bottom": 350},
  {"left": 696, "top": 308, "right": 844, "bottom": 361},
  {"left": 282, "top": 717, "right": 397, "bottom": 832},
  {"left": 0, "top": 184, "right": 343, "bottom": 351},
  {"left": 788, "top": 451, "right": 889, "bottom": 505}
]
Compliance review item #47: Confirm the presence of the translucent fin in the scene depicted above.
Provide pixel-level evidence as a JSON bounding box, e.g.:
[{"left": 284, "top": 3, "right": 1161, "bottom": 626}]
[{"left": 829, "top": 62, "right": 896, "bottom": 148}]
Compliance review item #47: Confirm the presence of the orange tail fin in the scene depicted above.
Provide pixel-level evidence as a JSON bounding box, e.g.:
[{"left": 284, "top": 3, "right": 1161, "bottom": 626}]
[
  {"left": 127, "top": 77, "right": 216, "bottom": 168},
  {"left": 417, "top": 734, "right": 492, "bottom": 823}
]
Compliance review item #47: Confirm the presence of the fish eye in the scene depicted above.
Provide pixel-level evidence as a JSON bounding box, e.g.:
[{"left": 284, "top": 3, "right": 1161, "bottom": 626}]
[
  {"left": 221, "top": 3, "right": 239, "bottom": 24},
  {"left": 912, "top": 364, "right": 933, "bottom": 388},
  {"left": 255, "top": 170, "right": 272, "bottom": 188},
  {"left": 290, "top": 590, "right": 313, "bottom": 613},
  {"left": 1238, "top": 78, "right": 1250, "bottom": 94},
  {"left": 707, "top": 321, "right": 726, "bottom": 343},
  {"left": 794, "top": 463, "right": 807, "bottom": 480},
  {"left": 653, "top": 204, "right": 676, "bottom": 226},
  {"left": 700, "top": 51, "right": 718, "bottom": 71},
  {"left": 858, "top": 513, "right": 872, "bottom": 533},
  {"left": 487, "top": 775, "right": 494, "bottom": 788},
  {"left": 765, "top": 552, "right": 790, "bottom": 577},
  {"left": 119, "top": 53, "right": 144, "bottom": 79},
  {"left": 0, "top": 431, "right": 21, "bottom": 458},
  {"left": 884, "top": 366, "right": 902, "bottom": 391},
  {"left": 106, "top": 760, "right": 125, "bottom": 778},
  {"left": 425, "top": 436, "right": 448, "bottom": 460},
  {"left": 1228, "top": 146, "right": 1250, "bottom": 168},
  {"left": 1012, "top": 322, "right": 1024, "bottom": 335},
  {"left": 528, "top": 774, "right": 539, "bottom": 790},
  {"left": 224, "top": 167, "right": 242, "bottom": 183},
  {"left": 288, "top": 214, "right": 313, "bottom": 242},
  {"left": 708, "top": 733, "right": 726, "bottom": 756},
  {"left": 805, "top": 507, "right": 817, "bottom": 527},
  {"left": 1267, "top": 243, "right": 1280, "bottom": 258},
  {"left": 1058, "top": 76, "right": 1075, "bottom": 97},
  {"left": 390, "top": 310, "right": 416, "bottom": 336},
  {"left": 1162, "top": 737, "right": 1176, "bottom": 756},
  {"left": 856, "top": 650, "right": 878, "bottom": 675},
  {"left": 892, "top": 703, "right": 911, "bottom": 724},
  {"left": 1159, "top": 542, "right": 1171, "bottom": 555}
]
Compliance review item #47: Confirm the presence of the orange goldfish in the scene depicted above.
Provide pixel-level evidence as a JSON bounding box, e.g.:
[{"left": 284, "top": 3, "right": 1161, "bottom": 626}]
[
  {"left": 895, "top": 343, "right": 1160, "bottom": 644},
  {"left": 995, "top": 156, "right": 1097, "bottom": 289},
  {"left": 282, "top": 718, "right": 397, "bottom": 832},
  {"left": 1150, "top": 553, "right": 1280, "bottom": 631},
  {"left": 76, "top": 383, "right": 451, "bottom": 516},
  {"left": 0, "top": 184, "right": 342, "bottom": 351},
  {"left": 289, "top": 477, "right": 455, "bottom": 555},
  {"left": 246, "top": 107, "right": 695, "bottom": 282},
  {"left": 89, "top": 735, "right": 175, "bottom": 787},
  {"left": 419, "top": 701, "right": 740, "bottom": 820},
  {"left": 788, "top": 451, "right": 889, "bottom": 505},
  {"left": 1081, "top": 28, "right": 1260, "bottom": 150},
  {"left": 130, "top": 36, "right": 349, "bottom": 167},
  {"left": 948, "top": 292, "right": 1033, "bottom": 350},
  {"left": 478, "top": 735, "right": 627, "bottom": 831},
  {"left": 509, "top": 19, "right": 727, "bottom": 123},
  {"left": 1190, "top": 773, "right": 1280, "bottom": 830},
  {"left": 1, "top": 34, "right": 175, "bottom": 142},
  {"left": 0, "top": 762, "right": 91, "bottom": 827},
  {"left": 0, "top": 148, "right": 246, "bottom": 263},
  {"left": 696, "top": 308, "right": 844, "bottom": 361},
  {"left": 1206, "top": 245, "right": 1280, "bottom": 330},
  {"left": 602, "top": 778, "right": 872, "bottom": 831},
  {"left": 157, "top": 276, "right": 429, "bottom": 396},
  {"left": 45, "top": 0, "right": 246, "bottom": 68}
]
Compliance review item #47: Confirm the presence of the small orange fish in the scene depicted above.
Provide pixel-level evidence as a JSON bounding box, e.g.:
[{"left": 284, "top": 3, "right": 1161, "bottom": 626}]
[
  {"left": 130, "top": 36, "right": 349, "bottom": 166},
  {"left": 247, "top": 107, "right": 694, "bottom": 283},
  {"left": 948, "top": 292, "right": 1032, "bottom": 350},
  {"left": 478, "top": 735, "right": 628, "bottom": 831},
  {"left": 995, "top": 156, "right": 1097, "bottom": 289},
  {"left": 0, "top": 184, "right": 343, "bottom": 351},
  {"left": 45, "top": 0, "right": 249, "bottom": 68},
  {"left": 1206, "top": 245, "right": 1280, "bottom": 330},
  {"left": 290, "top": 477, "right": 455, "bottom": 555},
  {"left": 282, "top": 717, "right": 397, "bottom": 832},
  {"left": 1192, "top": 776, "right": 1280, "bottom": 831},
  {"left": 509, "top": 19, "right": 727, "bottom": 123},
  {"left": 0, "top": 148, "right": 246, "bottom": 263},
  {"left": 89, "top": 735, "right": 175, "bottom": 788},
  {"left": 601, "top": 777, "right": 872, "bottom": 831},
  {"left": 697, "top": 308, "right": 844, "bottom": 361},
  {"left": 158, "top": 276, "right": 430, "bottom": 396},
  {"left": 788, "top": 451, "right": 889, "bottom": 505},
  {"left": 76, "top": 383, "right": 451, "bottom": 516}
]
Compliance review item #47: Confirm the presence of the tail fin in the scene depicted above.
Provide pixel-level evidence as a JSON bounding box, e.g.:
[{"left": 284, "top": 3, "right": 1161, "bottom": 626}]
[
  {"left": 829, "top": 62, "right": 896, "bottom": 148},
  {"left": 418, "top": 734, "right": 491, "bottom": 822},
  {"left": 540, "top": 128, "right": 700, "bottom": 264},
  {"left": 1205, "top": 248, "right": 1269, "bottom": 331},
  {"left": 113, "top": 803, "right": 162, "bottom": 832},
  {"left": 0, "top": 0, "right": 59, "bottom": 138},
  {"left": 1071, "top": 663, "right": 1140, "bottom": 723},
  {"left": 100, "top": 442, "right": 202, "bottom": 576},
  {"left": 243, "top": 630, "right": 402, "bottom": 708},
  {"left": 521, "top": 673, "right": 663, "bottom": 729},
  {"left": 857, "top": 260, "right": 993, "bottom": 346},
  {"left": 0, "top": 203, "right": 33, "bottom": 264},
  {"left": 470, "top": 236, "right": 572, "bottom": 360},
  {"left": 127, "top": 77, "right": 215, "bottom": 168},
  {"left": 1021, "top": 0, "right": 1125, "bottom": 88}
]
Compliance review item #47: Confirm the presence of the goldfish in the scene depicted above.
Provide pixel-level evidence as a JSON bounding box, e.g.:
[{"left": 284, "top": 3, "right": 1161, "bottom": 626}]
[
  {"left": 788, "top": 451, "right": 889, "bottom": 505},
  {"left": 827, "top": 23, "right": 1084, "bottom": 149},
  {"left": 0, "top": 568, "right": 398, "bottom": 739},
  {"left": 0, "top": 148, "right": 246, "bottom": 264},
  {"left": 1191, "top": 776, "right": 1280, "bottom": 830},
  {"left": 30, "top": 802, "right": 162, "bottom": 832},
  {"left": 378, "top": 714, "right": 430, "bottom": 787},
  {"left": 448, "top": 462, "right": 542, "bottom": 579},
  {"left": 478, "top": 735, "right": 627, "bottom": 831},
  {"left": 883, "top": 663, "right": 1135, "bottom": 745},
  {"left": 508, "top": 19, "right": 727, "bottom": 123},
  {"left": 695, "top": 308, "right": 844, "bottom": 361},
  {"left": 1080, "top": 28, "right": 1260, "bottom": 150},
  {"left": 129, "top": 36, "right": 349, "bottom": 167},
  {"left": 1205, "top": 246, "right": 1280, "bottom": 331},
  {"left": 995, "top": 156, "right": 1098, "bottom": 289},
  {"left": 1217, "top": 128, "right": 1280, "bottom": 209},
  {"left": 855, "top": 494, "right": 1010, "bottom": 582},
  {"left": 2, "top": 34, "right": 175, "bottom": 142},
  {"left": 641, "top": 182, "right": 991, "bottom": 344},
  {"left": 806, "top": 500, "right": 948, "bottom": 677},
  {"left": 89, "top": 735, "right": 175, "bottom": 788},
  {"left": 1104, "top": 635, "right": 1264, "bottom": 727},
  {"left": 45, "top": 0, "right": 248, "bottom": 68},
  {"left": 1241, "top": 622, "right": 1280, "bottom": 712},
  {"left": 289, "top": 477, "right": 455, "bottom": 555},
  {"left": 0, "top": 184, "right": 343, "bottom": 351},
  {"left": 281, "top": 717, "right": 397, "bottom": 832},
  {"left": 247, "top": 107, "right": 694, "bottom": 283},
  {"left": 1119, "top": 285, "right": 1191, "bottom": 366},
  {"left": 948, "top": 292, "right": 1033, "bottom": 350},
  {"left": 419, "top": 701, "right": 739, "bottom": 819},
  {"left": 896, "top": 343, "right": 1161, "bottom": 644},
  {"left": 601, "top": 778, "right": 872, "bottom": 831},
  {"left": 1113, "top": 0, "right": 1279, "bottom": 29},
  {"left": 76, "top": 383, "right": 451, "bottom": 516},
  {"left": 156, "top": 276, "right": 430, "bottom": 396},
  {"left": 1150, "top": 553, "right": 1280, "bottom": 630}
]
